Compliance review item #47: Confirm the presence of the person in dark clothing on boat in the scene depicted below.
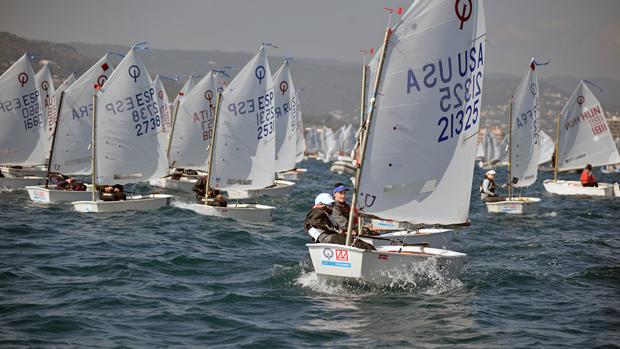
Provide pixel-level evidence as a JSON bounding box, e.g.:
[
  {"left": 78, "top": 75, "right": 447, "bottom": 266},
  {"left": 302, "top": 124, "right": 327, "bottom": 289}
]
[
  {"left": 304, "top": 193, "right": 374, "bottom": 251},
  {"left": 193, "top": 176, "right": 227, "bottom": 206},
  {"left": 193, "top": 176, "right": 207, "bottom": 203},
  {"left": 580, "top": 164, "right": 598, "bottom": 187},
  {"left": 0, "top": 169, "right": 4, "bottom": 178},
  {"left": 99, "top": 184, "right": 126, "bottom": 201},
  {"left": 480, "top": 170, "right": 504, "bottom": 202},
  {"left": 332, "top": 183, "right": 354, "bottom": 233},
  {"left": 207, "top": 188, "right": 227, "bottom": 207}
]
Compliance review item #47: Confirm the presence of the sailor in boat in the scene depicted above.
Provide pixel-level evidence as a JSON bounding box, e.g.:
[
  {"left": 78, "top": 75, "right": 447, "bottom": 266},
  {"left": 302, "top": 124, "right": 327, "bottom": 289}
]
[
  {"left": 580, "top": 164, "right": 598, "bottom": 187},
  {"left": 0, "top": 169, "right": 3, "bottom": 178},
  {"left": 192, "top": 176, "right": 228, "bottom": 207},
  {"left": 331, "top": 183, "right": 352, "bottom": 231},
  {"left": 304, "top": 193, "right": 374, "bottom": 250},
  {"left": 480, "top": 170, "right": 505, "bottom": 202},
  {"left": 99, "top": 184, "right": 127, "bottom": 201},
  {"left": 57, "top": 177, "right": 87, "bottom": 191}
]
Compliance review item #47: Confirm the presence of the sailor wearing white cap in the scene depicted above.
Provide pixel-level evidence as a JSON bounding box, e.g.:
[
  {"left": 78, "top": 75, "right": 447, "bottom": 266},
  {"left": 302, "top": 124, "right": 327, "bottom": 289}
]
[{"left": 480, "top": 169, "right": 501, "bottom": 202}]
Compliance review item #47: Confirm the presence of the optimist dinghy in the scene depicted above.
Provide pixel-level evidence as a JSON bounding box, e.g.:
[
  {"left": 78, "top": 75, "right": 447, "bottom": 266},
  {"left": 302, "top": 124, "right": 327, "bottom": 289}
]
[
  {"left": 0, "top": 53, "right": 49, "bottom": 190},
  {"left": 543, "top": 81, "right": 620, "bottom": 197},
  {"left": 27, "top": 54, "right": 116, "bottom": 203},
  {"left": 486, "top": 58, "right": 544, "bottom": 214},
  {"left": 175, "top": 46, "right": 276, "bottom": 222},
  {"left": 307, "top": 0, "right": 486, "bottom": 284},
  {"left": 71, "top": 46, "right": 172, "bottom": 212}
]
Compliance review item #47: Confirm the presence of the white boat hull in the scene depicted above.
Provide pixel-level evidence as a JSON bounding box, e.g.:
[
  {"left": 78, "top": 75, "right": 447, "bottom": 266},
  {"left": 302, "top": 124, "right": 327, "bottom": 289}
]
[
  {"left": 225, "top": 180, "right": 295, "bottom": 199},
  {"left": 148, "top": 177, "right": 197, "bottom": 193},
  {"left": 543, "top": 179, "right": 614, "bottom": 197},
  {"left": 330, "top": 160, "right": 356, "bottom": 175},
  {"left": 276, "top": 169, "right": 306, "bottom": 181},
  {"left": 0, "top": 166, "right": 48, "bottom": 177},
  {"left": 307, "top": 243, "right": 466, "bottom": 285},
  {"left": 0, "top": 177, "right": 46, "bottom": 191},
  {"left": 72, "top": 194, "right": 173, "bottom": 212},
  {"left": 359, "top": 229, "right": 453, "bottom": 249},
  {"left": 485, "top": 197, "right": 541, "bottom": 214},
  {"left": 614, "top": 183, "right": 620, "bottom": 197},
  {"left": 175, "top": 202, "right": 274, "bottom": 223},
  {"left": 26, "top": 185, "right": 94, "bottom": 203}
]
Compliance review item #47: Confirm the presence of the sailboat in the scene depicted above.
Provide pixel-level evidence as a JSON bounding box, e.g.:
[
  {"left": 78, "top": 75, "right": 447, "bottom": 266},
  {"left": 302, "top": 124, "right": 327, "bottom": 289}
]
[
  {"left": 71, "top": 46, "right": 173, "bottom": 212},
  {"left": 543, "top": 81, "right": 620, "bottom": 197},
  {"left": 478, "top": 129, "right": 501, "bottom": 169},
  {"left": 176, "top": 46, "right": 275, "bottom": 222},
  {"left": 0, "top": 53, "right": 47, "bottom": 190},
  {"left": 308, "top": 0, "right": 485, "bottom": 284},
  {"left": 273, "top": 60, "right": 304, "bottom": 182},
  {"left": 486, "top": 59, "right": 542, "bottom": 214},
  {"left": 150, "top": 71, "right": 223, "bottom": 192},
  {"left": 26, "top": 54, "right": 116, "bottom": 203}
]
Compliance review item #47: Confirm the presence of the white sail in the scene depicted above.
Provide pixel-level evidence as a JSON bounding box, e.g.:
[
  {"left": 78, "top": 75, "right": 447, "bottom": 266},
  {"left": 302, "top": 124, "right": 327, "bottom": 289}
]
[
  {"left": 50, "top": 54, "right": 115, "bottom": 175},
  {"left": 273, "top": 61, "right": 298, "bottom": 172},
  {"left": 323, "top": 126, "right": 338, "bottom": 157},
  {"left": 0, "top": 54, "right": 44, "bottom": 165},
  {"left": 499, "top": 135, "right": 509, "bottom": 162},
  {"left": 510, "top": 60, "right": 540, "bottom": 187},
  {"left": 168, "top": 71, "right": 221, "bottom": 170},
  {"left": 210, "top": 47, "right": 275, "bottom": 191},
  {"left": 36, "top": 63, "right": 57, "bottom": 153},
  {"left": 295, "top": 109, "right": 306, "bottom": 162},
  {"left": 341, "top": 123, "right": 356, "bottom": 153},
  {"left": 557, "top": 81, "right": 620, "bottom": 171},
  {"left": 482, "top": 130, "right": 498, "bottom": 162},
  {"left": 153, "top": 75, "right": 173, "bottom": 145},
  {"left": 475, "top": 141, "right": 484, "bottom": 158},
  {"left": 172, "top": 75, "right": 200, "bottom": 108},
  {"left": 538, "top": 130, "right": 554, "bottom": 164},
  {"left": 305, "top": 128, "right": 318, "bottom": 153},
  {"left": 357, "top": 0, "right": 486, "bottom": 224},
  {"left": 56, "top": 73, "right": 76, "bottom": 97},
  {"left": 94, "top": 48, "right": 168, "bottom": 185}
]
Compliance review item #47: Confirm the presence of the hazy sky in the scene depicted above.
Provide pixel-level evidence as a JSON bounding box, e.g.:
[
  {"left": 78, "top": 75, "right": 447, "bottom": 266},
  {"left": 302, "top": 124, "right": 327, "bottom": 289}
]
[{"left": 1, "top": 0, "right": 619, "bottom": 79}]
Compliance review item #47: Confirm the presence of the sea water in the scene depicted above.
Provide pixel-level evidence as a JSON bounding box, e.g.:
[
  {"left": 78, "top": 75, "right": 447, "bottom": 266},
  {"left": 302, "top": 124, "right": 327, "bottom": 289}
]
[{"left": 1, "top": 161, "right": 618, "bottom": 348}]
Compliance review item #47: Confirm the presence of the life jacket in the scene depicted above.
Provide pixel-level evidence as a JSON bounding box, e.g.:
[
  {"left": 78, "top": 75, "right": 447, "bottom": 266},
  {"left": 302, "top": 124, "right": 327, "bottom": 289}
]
[
  {"left": 580, "top": 170, "right": 595, "bottom": 185},
  {"left": 304, "top": 206, "right": 339, "bottom": 234},
  {"left": 479, "top": 177, "right": 496, "bottom": 194}
]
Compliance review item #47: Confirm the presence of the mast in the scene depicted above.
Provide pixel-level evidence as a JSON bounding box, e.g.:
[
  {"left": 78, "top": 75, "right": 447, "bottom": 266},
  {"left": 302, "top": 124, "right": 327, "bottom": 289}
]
[
  {"left": 508, "top": 97, "right": 513, "bottom": 199},
  {"left": 204, "top": 92, "right": 222, "bottom": 203},
  {"left": 44, "top": 91, "right": 65, "bottom": 188},
  {"left": 359, "top": 64, "right": 368, "bottom": 128},
  {"left": 90, "top": 91, "right": 98, "bottom": 201},
  {"left": 166, "top": 99, "right": 181, "bottom": 162},
  {"left": 553, "top": 111, "right": 560, "bottom": 181},
  {"left": 346, "top": 26, "right": 392, "bottom": 246}
]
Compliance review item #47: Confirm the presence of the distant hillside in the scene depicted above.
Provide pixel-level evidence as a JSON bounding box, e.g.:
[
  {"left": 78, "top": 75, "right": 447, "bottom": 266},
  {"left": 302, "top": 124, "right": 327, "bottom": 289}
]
[
  {"left": 0, "top": 32, "right": 93, "bottom": 82},
  {"left": 2, "top": 32, "right": 619, "bottom": 132}
]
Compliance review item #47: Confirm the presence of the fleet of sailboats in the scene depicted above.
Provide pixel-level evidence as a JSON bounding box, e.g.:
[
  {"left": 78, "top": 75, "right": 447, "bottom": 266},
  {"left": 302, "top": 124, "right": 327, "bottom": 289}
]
[{"left": 2, "top": 0, "right": 620, "bottom": 287}]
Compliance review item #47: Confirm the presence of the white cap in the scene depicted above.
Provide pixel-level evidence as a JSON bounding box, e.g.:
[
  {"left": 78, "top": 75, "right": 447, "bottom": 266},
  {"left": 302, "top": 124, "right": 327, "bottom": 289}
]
[
  {"left": 315, "top": 193, "right": 335, "bottom": 206},
  {"left": 485, "top": 169, "right": 497, "bottom": 175}
]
